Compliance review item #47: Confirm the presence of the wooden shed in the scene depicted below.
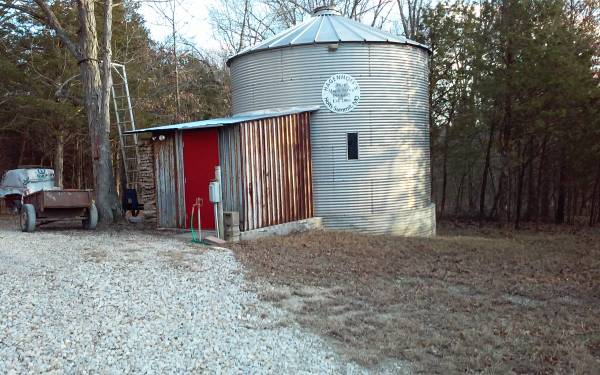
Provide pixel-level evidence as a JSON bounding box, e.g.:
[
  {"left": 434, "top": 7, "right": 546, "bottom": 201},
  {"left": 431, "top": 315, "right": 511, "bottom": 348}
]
[{"left": 130, "top": 107, "right": 318, "bottom": 233}]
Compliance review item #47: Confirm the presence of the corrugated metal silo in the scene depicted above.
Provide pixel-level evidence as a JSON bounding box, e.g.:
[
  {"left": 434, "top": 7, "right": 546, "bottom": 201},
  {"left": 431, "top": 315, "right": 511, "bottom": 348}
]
[{"left": 227, "top": 6, "right": 436, "bottom": 236}]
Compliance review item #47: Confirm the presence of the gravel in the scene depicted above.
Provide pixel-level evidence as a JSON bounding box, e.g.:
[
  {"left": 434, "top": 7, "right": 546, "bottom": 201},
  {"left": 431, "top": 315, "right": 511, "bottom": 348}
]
[{"left": 0, "top": 218, "right": 401, "bottom": 374}]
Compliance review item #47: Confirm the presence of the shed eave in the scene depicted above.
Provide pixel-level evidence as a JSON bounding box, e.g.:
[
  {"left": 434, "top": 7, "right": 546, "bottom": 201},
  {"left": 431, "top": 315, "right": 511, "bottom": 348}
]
[{"left": 125, "top": 105, "right": 320, "bottom": 134}]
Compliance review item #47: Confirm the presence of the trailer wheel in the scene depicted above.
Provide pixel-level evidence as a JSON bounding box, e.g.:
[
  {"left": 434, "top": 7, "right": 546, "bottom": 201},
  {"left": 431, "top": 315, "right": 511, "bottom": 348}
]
[
  {"left": 83, "top": 203, "right": 98, "bottom": 230},
  {"left": 20, "top": 204, "right": 36, "bottom": 232}
]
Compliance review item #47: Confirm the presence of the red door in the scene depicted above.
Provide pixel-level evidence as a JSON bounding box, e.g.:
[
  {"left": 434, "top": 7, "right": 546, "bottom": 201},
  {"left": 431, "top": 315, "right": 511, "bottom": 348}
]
[{"left": 182, "top": 128, "right": 219, "bottom": 230}]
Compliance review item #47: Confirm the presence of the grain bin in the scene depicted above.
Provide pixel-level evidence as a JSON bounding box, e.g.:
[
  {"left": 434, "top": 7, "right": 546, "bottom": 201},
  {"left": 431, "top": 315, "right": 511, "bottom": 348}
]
[{"left": 227, "top": 6, "right": 436, "bottom": 236}]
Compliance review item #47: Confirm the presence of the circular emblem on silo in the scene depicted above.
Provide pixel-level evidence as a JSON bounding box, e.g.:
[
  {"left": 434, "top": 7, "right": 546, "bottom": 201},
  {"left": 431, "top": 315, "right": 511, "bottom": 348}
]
[{"left": 322, "top": 74, "right": 360, "bottom": 113}]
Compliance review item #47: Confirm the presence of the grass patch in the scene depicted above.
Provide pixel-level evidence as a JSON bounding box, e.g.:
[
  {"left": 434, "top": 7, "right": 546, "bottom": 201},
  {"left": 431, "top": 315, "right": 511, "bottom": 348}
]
[{"left": 232, "top": 222, "right": 600, "bottom": 373}]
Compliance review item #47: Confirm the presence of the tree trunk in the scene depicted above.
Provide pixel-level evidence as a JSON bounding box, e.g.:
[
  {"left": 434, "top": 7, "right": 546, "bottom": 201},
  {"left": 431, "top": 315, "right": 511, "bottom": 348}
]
[
  {"left": 525, "top": 137, "right": 537, "bottom": 220},
  {"left": 514, "top": 143, "right": 527, "bottom": 229},
  {"left": 76, "top": 140, "right": 82, "bottom": 189},
  {"left": 54, "top": 130, "right": 64, "bottom": 188},
  {"left": 238, "top": 0, "right": 249, "bottom": 52},
  {"left": 555, "top": 151, "right": 567, "bottom": 224},
  {"left": 71, "top": 144, "right": 76, "bottom": 188},
  {"left": 597, "top": 197, "right": 600, "bottom": 226},
  {"left": 538, "top": 136, "right": 549, "bottom": 220},
  {"left": 17, "top": 138, "right": 26, "bottom": 166},
  {"left": 590, "top": 163, "right": 600, "bottom": 226},
  {"left": 78, "top": 0, "right": 120, "bottom": 223},
  {"left": 579, "top": 188, "right": 587, "bottom": 216},
  {"left": 568, "top": 187, "right": 576, "bottom": 224},
  {"left": 171, "top": 1, "right": 181, "bottom": 120},
  {"left": 439, "top": 114, "right": 453, "bottom": 219},
  {"left": 440, "top": 147, "right": 448, "bottom": 218},
  {"left": 505, "top": 167, "right": 513, "bottom": 222},
  {"left": 455, "top": 173, "right": 466, "bottom": 216},
  {"left": 468, "top": 168, "right": 476, "bottom": 213},
  {"left": 498, "top": 0, "right": 515, "bottom": 224},
  {"left": 491, "top": 177, "right": 503, "bottom": 220},
  {"left": 479, "top": 120, "right": 495, "bottom": 224}
]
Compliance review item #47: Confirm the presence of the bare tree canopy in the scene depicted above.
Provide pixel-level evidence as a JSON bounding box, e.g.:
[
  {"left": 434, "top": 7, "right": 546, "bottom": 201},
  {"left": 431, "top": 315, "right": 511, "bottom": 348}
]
[{"left": 209, "top": 0, "right": 399, "bottom": 54}]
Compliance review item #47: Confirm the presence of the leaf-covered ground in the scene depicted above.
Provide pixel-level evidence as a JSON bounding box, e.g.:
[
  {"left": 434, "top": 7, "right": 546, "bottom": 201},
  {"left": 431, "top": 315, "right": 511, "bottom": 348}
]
[{"left": 232, "top": 223, "right": 600, "bottom": 374}]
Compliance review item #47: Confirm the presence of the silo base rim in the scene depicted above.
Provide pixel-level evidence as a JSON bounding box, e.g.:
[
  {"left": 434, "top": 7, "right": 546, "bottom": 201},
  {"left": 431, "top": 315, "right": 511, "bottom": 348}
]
[{"left": 319, "top": 203, "right": 436, "bottom": 237}]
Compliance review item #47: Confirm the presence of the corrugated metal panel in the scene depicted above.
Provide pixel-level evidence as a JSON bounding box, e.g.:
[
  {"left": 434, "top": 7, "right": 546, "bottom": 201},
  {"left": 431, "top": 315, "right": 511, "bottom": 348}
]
[
  {"left": 153, "top": 134, "right": 178, "bottom": 228},
  {"left": 220, "top": 113, "right": 313, "bottom": 231},
  {"left": 227, "top": 7, "right": 429, "bottom": 65},
  {"left": 126, "top": 106, "right": 319, "bottom": 134},
  {"left": 230, "top": 42, "right": 434, "bottom": 236}
]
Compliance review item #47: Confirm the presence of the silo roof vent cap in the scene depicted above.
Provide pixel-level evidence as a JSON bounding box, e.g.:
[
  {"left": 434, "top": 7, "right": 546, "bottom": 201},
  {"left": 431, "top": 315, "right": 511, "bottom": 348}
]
[{"left": 313, "top": 5, "right": 341, "bottom": 16}]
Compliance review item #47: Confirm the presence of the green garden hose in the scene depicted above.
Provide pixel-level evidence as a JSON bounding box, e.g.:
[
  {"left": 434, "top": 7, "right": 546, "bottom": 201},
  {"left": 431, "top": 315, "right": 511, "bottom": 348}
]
[{"left": 190, "top": 207, "right": 201, "bottom": 244}]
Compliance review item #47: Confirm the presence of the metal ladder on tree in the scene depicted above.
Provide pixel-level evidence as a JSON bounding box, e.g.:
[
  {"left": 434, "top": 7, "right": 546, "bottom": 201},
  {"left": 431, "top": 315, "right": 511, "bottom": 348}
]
[{"left": 111, "top": 63, "right": 139, "bottom": 191}]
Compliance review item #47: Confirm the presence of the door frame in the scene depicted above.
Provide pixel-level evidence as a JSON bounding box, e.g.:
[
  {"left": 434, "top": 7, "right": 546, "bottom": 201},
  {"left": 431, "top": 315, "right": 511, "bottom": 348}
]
[{"left": 153, "top": 131, "right": 186, "bottom": 228}]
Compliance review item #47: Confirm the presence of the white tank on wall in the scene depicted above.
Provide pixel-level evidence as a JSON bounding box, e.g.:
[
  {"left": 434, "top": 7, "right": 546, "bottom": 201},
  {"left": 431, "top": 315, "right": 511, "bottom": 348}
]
[{"left": 227, "top": 6, "right": 436, "bottom": 236}]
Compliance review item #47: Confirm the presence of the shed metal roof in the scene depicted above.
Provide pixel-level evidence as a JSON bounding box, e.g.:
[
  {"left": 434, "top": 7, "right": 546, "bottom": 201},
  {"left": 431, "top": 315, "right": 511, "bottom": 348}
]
[
  {"left": 125, "top": 106, "right": 320, "bottom": 134},
  {"left": 227, "top": 6, "right": 430, "bottom": 65}
]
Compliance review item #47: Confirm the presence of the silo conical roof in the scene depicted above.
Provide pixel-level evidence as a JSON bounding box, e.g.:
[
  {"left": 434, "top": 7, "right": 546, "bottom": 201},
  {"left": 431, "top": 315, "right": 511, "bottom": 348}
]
[{"left": 226, "top": 5, "right": 429, "bottom": 66}]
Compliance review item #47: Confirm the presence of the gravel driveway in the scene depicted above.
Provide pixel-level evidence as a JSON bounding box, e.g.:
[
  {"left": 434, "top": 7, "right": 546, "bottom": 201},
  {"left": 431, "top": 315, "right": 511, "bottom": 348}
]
[{"left": 0, "top": 218, "right": 390, "bottom": 374}]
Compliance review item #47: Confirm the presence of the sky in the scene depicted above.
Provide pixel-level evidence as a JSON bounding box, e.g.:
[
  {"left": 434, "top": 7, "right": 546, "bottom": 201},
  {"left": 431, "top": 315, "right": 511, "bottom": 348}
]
[
  {"left": 137, "top": 1, "right": 459, "bottom": 57},
  {"left": 138, "top": 0, "right": 222, "bottom": 52},
  {"left": 137, "top": 0, "right": 405, "bottom": 55}
]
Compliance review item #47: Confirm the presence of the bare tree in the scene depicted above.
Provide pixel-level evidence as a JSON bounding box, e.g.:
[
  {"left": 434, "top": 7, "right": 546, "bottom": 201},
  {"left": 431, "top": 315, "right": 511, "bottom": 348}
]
[
  {"left": 396, "top": 0, "right": 429, "bottom": 39},
  {"left": 144, "top": 0, "right": 188, "bottom": 120},
  {"left": 210, "top": 0, "right": 396, "bottom": 54},
  {"left": 210, "top": 0, "right": 279, "bottom": 54}
]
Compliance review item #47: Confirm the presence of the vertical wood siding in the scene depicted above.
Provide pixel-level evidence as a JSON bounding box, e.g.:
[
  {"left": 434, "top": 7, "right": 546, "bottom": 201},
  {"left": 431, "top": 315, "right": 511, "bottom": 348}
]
[
  {"left": 174, "top": 132, "right": 186, "bottom": 227},
  {"left": 219, "top": 126, "right": 244, "bottom": 217},
  {"left": 219, "top": 112, "right": 313, "bottom": 231},
  {"left": 154, "top": 134, "right": 178, "bottom": 228}
]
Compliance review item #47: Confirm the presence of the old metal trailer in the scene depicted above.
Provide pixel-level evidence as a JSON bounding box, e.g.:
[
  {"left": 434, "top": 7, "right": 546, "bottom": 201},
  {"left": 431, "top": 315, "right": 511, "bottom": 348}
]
[{"left": 20, "top": 190, "right": 97, "bottom": 232}]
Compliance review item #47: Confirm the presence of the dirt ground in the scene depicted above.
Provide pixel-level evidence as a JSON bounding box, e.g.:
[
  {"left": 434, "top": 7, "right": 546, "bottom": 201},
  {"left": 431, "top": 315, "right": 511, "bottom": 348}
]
[{"left": 232, "top": 222, "right": 600, "bottom": 374}]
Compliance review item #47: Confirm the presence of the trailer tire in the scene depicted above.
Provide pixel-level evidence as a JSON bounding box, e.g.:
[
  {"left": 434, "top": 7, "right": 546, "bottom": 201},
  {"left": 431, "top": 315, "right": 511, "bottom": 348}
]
[
  {"left": 20, "top": 204, "right": 36, "bottom": 232},
  {"left": 83, "top": 203, "right": 98, "bottom": 230}
]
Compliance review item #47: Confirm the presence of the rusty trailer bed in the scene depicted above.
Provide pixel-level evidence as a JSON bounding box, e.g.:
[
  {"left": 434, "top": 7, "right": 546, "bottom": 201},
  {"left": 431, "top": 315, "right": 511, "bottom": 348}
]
[
  {"left": 20, "top": 189, "right": 97, "bottom": 232},
  {"left": 24, "top": 189, "right": 94, "bottom": 211}
]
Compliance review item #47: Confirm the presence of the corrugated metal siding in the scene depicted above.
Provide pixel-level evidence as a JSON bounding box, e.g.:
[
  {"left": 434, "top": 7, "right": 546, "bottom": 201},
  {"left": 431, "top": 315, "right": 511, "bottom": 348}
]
[
  {"left": 230, "top": 43, "right": 435, "bottom": 236},
  {"left": 153, "top": 134, "right": 179, "bottom": 228},
  {"left": 219, "top": 113, "right": 313, "bottom": 231}
]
